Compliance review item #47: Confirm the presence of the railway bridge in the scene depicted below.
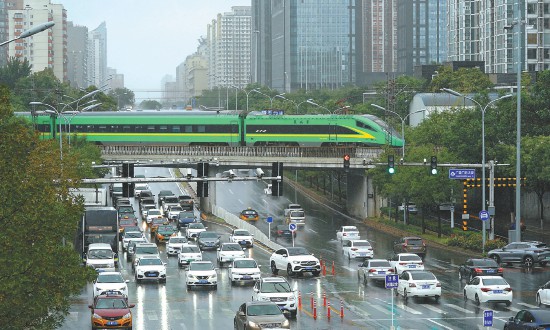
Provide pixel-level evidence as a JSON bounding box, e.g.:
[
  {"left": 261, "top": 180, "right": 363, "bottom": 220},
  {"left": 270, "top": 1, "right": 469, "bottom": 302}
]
[{"left": 100, "top": 145, "right": 396, "bottom": 218}]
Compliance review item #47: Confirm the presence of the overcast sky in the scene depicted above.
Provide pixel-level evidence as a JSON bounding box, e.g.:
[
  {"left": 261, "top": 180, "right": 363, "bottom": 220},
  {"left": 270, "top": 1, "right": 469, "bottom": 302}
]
[{"left": 55, "top": 0, "right": 250, "bottom": 102}]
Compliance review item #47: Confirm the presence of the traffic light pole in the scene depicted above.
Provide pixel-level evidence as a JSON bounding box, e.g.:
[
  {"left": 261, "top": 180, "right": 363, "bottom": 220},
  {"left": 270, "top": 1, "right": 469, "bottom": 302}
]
[{"left": 489, "top": 161, "right": 496, "bottom": 240}]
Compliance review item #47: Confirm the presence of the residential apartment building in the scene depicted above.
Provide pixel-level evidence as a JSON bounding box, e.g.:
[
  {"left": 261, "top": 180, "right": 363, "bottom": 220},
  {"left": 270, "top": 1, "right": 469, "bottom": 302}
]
[
  {"left": 180, "top": 53, "right": 208, "bottom": 105},
  {"left": 87, "top": 21, "right": 107, "bottom": 88},
  {"left": 207, "top": 6, "right": 251, "bottom": 89}
]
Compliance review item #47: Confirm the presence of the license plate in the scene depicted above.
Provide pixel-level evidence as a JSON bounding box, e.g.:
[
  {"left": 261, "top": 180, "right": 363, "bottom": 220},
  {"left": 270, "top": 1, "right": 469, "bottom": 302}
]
[
  {"left": 421, "top": 285, "right": 430, "bottom": 289},
  {"left": 146, "top": 273, "right": 157, "bottom": 277},
  {"left": 304, "top": 267, "right": 313, "bottom": 270},
  {"left": 493, "top": 290, "right": 503, "bottom": 294},
  {"left": 243, "top": 276, "right": 252, "bottom": 280},
  {"left": 107, "top": 321, "right": 118, "bottom": 326},
  {"left": 240, "top": 241, "right": 246, "bottom": 244},
  {"left": 359, "top": 253, "right": 366, "bottom": 256},
  {"left": 198, "top": 280, "right": 208, "bottom": 284},
  {"left": 378, "top": 271, "right": 386, "bottom": 274},
  {"left": 486, "top": 269, "right": 495, "bottom": 273},
  {"left": 409, "top": 265, "right": 416, "bottom": 268}
]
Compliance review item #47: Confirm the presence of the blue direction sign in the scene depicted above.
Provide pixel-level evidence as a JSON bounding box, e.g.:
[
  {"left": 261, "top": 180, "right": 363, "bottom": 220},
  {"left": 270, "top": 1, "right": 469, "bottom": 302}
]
[
  {"left": 385, "top": 274, "right": 399, "bottom": 289},
  {"left": 288, "top": 223, "right": 297, "bottom": 232},
  {"left": 266, "top": 216, "right": 273, "bottom": 223},
  {"left": 483, "top": 310, "right": 493, "bottom": 327},
  {"left": 479, "top": 210, "right": 490, "bottom": 221},
  {"left": 449, "top": 169, "right": 476, "bottom": 179}
]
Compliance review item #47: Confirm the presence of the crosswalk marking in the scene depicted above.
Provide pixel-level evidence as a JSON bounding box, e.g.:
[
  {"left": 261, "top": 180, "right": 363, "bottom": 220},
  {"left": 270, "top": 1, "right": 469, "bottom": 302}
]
[
  {"left": 422, "top": 304, "right": 446, "bottom": 314},
  {"left": 395, "top": 301, "right": 422, "bottom": 315},
  {"left": 444, "top": 303, "right": 474, "bottom": 314}
]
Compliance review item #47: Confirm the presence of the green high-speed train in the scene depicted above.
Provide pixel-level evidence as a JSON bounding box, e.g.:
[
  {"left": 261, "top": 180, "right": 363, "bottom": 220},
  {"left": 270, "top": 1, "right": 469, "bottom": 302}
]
[{"left": 20, "top": 111, "right": 404, "bottom": 147}]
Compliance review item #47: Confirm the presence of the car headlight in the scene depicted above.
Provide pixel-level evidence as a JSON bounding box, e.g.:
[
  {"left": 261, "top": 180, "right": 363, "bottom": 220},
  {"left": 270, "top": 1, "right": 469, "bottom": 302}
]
[
  {"left": 248, "top": 321, "right": 259, "bottom": 327},
  {"left": 259, "top": 296, "right": 270, "bottom": 301},
  {"left": 211, "top": 274, "right": 217, "bottom": 279},
  {"left": 282, "top": 319, "right": 290, "bottom": 327},
  {"left": 122, "top": 312, "right": 131, "bottom": 319},
  {"left": 288, "top": 295, "right": 296, "bottom": 301},
  {"left": 92, "top": 313, "right": 102, "bottom": 319},
  {"left": 292, "top": 261, "right": 300, "bottom": 264}
]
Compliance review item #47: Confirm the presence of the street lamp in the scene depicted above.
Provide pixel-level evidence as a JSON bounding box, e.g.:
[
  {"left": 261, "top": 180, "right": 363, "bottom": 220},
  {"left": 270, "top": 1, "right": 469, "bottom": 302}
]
[
  {"left": 0, "top": 21, "right": 54, "bottom": 47},
  {"left": 252, "top": 90, "right": 285, "bottom": 108},
  {"left": 306, "top": 99, "right": 331, "bottom": 114},
  {"left": 244, "top": 88, "right": 259, "bottom": 112},
  {"left": 442, "top": 88, "right": 513, "bottom": 250},
  {"left": 231, "top": 85, "right": 239, "bottom": 110},
  {"left": 370, "top": 104, "right": 425, "bottom": 158}
]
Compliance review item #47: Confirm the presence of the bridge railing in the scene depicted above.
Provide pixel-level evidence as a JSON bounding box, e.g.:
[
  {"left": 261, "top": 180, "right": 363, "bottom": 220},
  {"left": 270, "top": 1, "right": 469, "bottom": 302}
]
[{"left": 100, "top": 145, "right": 386, "bottom": 159}]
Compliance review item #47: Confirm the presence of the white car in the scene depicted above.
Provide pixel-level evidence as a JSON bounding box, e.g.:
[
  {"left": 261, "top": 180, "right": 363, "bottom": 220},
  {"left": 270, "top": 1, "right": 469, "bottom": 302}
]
[
  {"left": 396, "top": 270, "right": 441, "bottom": 301},
  {"left": 85, "top": 243, "right": 116, "bottom": 272},
  {"left": 537, "top": 280, "right": 550, "bottom": 306},
  {"left": 185, "top": 222, "right": 207, "bottom": 240},
  {"left": 358, "top": 259, "right": 394, "bottom": 285},
  {"left": 269, "top": 247, "right": 321, "bottom": 277},
  {"left": 398, "top": 202, "right": 418, "bottom": 214},
  {"left": 229, "top": 229, "right": 254, "bottom": 247},
  {"left": 217, "top": 242, "right": 246, "bottom": 266},
  {"left": 166, "top": 205, "right": 184, "bottom": 220},
  {"left": 264, "top": 184, "right": 272, "bottom": 195},
  {"left": 134, "top": 255, "right": 167, "bottom": 283},
  {"left": 122, "top": 231, "right": 146, "bottom": 251},
  {"left": 464, "top": 276, "right": 512, "bottom": 306},
  {"left": 178, "top": 245, "right": 203, "bottom": 267},
  {"left": 336, "top": 226, "right": 361, "bottom": 242},
  {"left": 166, "top": 236, "right": 188, "bottom": 256},
  {"left": 343, "top": 239, "right": 373, "bottom": 259},
  {"left": 92, "top": 271, "right": 129, "bottom": 298},
  {"left": 146, "top": 209, "right": 163, "bottom": 224},
  {"left": 229, "top": 258, "right": 261, "bottom": 285},
  {"left": 134, "top": 183, "right": 149, "bottom": 197},
  {"left": 389, "top": 253, "right": 424, "bottom": 274},
  {"left": 186, "top": 261, "right": 217, "bottom": 290},
  {"left": 252, "top": 277, "right": 297, "bottom": 318}
]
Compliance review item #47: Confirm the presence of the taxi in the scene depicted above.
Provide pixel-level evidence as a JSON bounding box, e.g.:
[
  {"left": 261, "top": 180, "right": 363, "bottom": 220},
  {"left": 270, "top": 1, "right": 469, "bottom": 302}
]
[
  {"left": 155, "top": 224, "right": 178, "bottom": 243},
  {"left": 239, "top": 208, "right": 259, "bottom": 221},
  {"left": 150, "top": 217, "right": 169, "bottom": 235},
  {"left": 88, "top": 291, "right": 135, "bottom": 329},
  {"left": 118, "top": 217, "right": 138, "bottom": 239}
]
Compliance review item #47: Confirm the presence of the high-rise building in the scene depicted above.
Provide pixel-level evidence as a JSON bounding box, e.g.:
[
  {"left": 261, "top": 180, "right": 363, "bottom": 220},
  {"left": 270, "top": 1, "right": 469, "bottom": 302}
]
[
  {"left": 87, "top": 21, "right": 107, "bottom": 88},
  {"left": 397, "top": 0, "right": 448, "bottom": 75},
  {"left": 67, "top": 21, "right": 87, "bottom": 88},
  {"left": 207, "top": 6, "right": 251, "bottom": 89},
  {"left": 252, "top": 0, "right": 355, "bottom": 92},
  {"left": 7, "top": 0, "right": 66, "bottom": 81}
]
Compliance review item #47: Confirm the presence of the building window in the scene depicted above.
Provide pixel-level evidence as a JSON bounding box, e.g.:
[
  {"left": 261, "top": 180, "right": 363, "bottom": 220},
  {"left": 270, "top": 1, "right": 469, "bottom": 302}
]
[{"left": 527, "top": 3, "right": 537, "bottom": 14}]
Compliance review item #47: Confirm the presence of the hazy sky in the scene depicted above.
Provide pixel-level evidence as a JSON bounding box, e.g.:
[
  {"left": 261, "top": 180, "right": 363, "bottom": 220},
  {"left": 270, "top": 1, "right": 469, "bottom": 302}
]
[{"left": 55, "top": 0, "right": 250, "bottom": 102}]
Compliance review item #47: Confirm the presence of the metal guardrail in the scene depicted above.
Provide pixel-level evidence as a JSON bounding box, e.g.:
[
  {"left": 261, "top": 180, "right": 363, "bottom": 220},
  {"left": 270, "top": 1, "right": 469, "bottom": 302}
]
[{"left": 212, "top": 205, "right": 283, "bottom": 251}]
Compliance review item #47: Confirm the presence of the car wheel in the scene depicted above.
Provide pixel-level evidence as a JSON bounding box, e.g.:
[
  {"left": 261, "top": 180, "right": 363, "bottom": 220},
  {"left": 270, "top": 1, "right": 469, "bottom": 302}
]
[
  {"left": 290, "top": 310, "right": 297, "bottom": 319},
  {"left": 458, "top": 271, "right": 463, "bottom": 281},
  {"left": 474, "top": 294, "right": 480, "bottom": 306},
  {"left": 541, "top": 262, "right": 548, "bottom": 267},
  {"left": 463, "top": 290, "right": 467, "bottom": 301},
  {"left": 524, "top": 256, "right": 534, "bottom": 268},
  {"left": 537, "top": 294, "right": 542, "bottom": 306},
  {"left": 505, "top": 300, "right": 511, "bottom": 307},
  {"left": 434, "top": 295, "right": 440, "bottom": 302},
  {"left": 187, "top": 285, "right": 191, "bottom": 290},
  {"left": 363, "top": 275, "right": 368, "bottom": 286},
  {"left": 271, "top": 261, "right": 278, "bottom": 275},
  {"left": 160, "top": 278, "right": 166, "bottom": 284},
  {"left": 287, "top": 264, "right": 295, "bottom": 277},
  {"left": 490, "top": 255, "right": 500, "bottom": 265},
  {"left": 403, "top": 289, "right": 408, "bottom": 301}
]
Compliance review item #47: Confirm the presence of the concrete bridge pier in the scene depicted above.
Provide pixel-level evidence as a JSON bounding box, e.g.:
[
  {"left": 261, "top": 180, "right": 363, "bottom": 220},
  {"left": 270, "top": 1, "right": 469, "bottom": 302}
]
[{"left": 346, "top": 171, "right": 377, "bottom": 219}]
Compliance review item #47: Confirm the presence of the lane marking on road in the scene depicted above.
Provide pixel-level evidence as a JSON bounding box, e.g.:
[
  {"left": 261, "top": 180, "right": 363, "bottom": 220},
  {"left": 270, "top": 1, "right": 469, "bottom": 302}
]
[
  {"left": 430, "top": 263, "right": 449, "bottom": 270},
  {"left": 427, "top": 319, "right": 454, "bottom": 330},
  {"left": 146, "top": 310, "right": 158, "bottom": 320},
  {"left": 421, "top": 304, "right": 447, "bottom": 314},
  {"left": 444, "top": 303, "right": 474, "bottom": 314},
  {"left": 517, "top": 302, "right": 539, "bottom": 309},
  {"left": 228, "top": 189, "right": 234, "bottom": 195},
  {"left": 367, "top": 302, "right": 392, "bottom": 315},
  {"left": 341, "top": 266, "right": 357, "bottom": 272},
  {"left": 237, "top": 198, "right": 243, "bottom": 204},
  {"left": 394, "top": 301, "right": 422, "bottom": 315},
  {"left": 348, "top": 305, "right": 371, "bottom": 318},
  {"left": 305, "top": 228, "right": 318, "bottom": 234},
  {"left": 431, "top": 258, "right": 460, "bottom": 268}
]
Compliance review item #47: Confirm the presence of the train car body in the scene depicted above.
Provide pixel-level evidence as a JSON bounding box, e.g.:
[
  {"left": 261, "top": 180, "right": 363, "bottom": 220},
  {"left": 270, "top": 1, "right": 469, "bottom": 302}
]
[{"left": 17, "top": 111, "right": 403, "bottom": 147}]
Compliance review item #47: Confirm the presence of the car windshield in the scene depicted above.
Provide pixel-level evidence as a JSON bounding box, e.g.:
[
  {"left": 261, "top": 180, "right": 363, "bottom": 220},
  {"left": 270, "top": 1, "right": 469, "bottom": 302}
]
[
  {"left": 400, "top": 255, "right": 421, "bottom": 261},
  {"left": 261, "top": 281, "right": 291, "bottom": 293},
  {"left": 139, "top": 258, "right": 163, "bottom": 266},
  {"left": 170, "top": 237, "right": 187, "bottom": 244},
  {"left": 291, "top": 210, "right": 305, "bottom": 217},
  {"left": 482, "top": 278, "right": 508, "bottom": 286},
  {"left": 222, "top": 244, "right": 242, "bottom": 251},
  {"left": 179, "top": 211, "right": 194, "bottom": 218},
  {"left": 118, "top": 206, "right": 133, "bottom": 213},
  {"left": 406, "top": 239, "right": 423, "bottom": 245},
  {"left": 181, "top": 246, "right": 201, "bottom": 253},
  {"left": 344, "top": 227, "right": 358, "bottom": 232},
  {"left": 242, "top": 210, "right": 257, "bottom": 215},
  {"left": 153, "top": 218, "right": 167, "bottom": 225},
  {"left": 95, "top": 298, "right": 128, "bottom": 309},
  {"left": 353, "top": 241, "right": 371, "bottom": 247},
  {"left": 149, "top": 210, "right": 161, "bottom": 216},
  {"left": 369, "top": 261, "right": 391, "bottom": 267},
  {"left": 190, "top": 262, "right": 213, "bottom": 271},
  {"left": 200, "top": 232, "right": 218, "bottom": 238},
  {"left": 234, "top": 230, "right": 250, "bottom": 236},
  {"left": 247, "top": 304, "right": 282, "bottom": 316},
  {"left": 125, "top": 232, "right": 142, "bottom": 239},
  {"left": 410, "top": 272, "right": 436, "bottom": 280},
  {"left": 120, "top": 220, "right": 134, "bottom": 226},
  {"left": 143, "top": 205, "right": 155, "bottom": 210},
  {"left": 472, "top": 259, "right": 498, "bottom": 267},
  {"left": 170, "top": 206, "right": 183, "bottom": 212},
  {"left": 234, "top": 260, "right": 257, "bottom": 268},
  {"left": 287, "top": 247, "right": 310, "bottom": 256},
  {"left": 97, "top": 273, "right": 124, "bottom": 283},
  {"left": 88, "top": 249, "right": 112, "bottom": 259},
  {"left": 135, "top": 247, "right": 158, "bottom": 255},
  {"left": 164, "top": 197, "right": 178, "bottom": 203},
  {"left": 135, "top": 184, "right": 148, "bottom": 190},
  {"left": 159, "top": 225, "right": 176, "bottom": 232},
  {"left": 535, "top": 243, "right": 548, "bottom": 248},
  {"left": 189, "top": 223, "right": 205, "bottom": 229}
]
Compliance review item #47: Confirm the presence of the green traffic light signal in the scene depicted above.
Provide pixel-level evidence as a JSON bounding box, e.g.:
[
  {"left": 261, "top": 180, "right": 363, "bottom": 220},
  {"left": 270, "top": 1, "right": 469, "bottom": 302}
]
[
  {"left": 430, "top": 156, "right": 438, "bottom": 175},
  {"left": 388, "top": 155, "right": 395, "bottom": 174}
]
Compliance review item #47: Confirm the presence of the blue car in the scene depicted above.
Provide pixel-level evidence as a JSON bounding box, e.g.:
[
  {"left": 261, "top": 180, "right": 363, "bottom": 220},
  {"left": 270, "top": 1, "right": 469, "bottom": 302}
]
[
  {"left": 504, "top": 309, "right": 550, "bottom": 329},
  {"left": 177, "top": 210, "right": 196, "bottom": 229}
]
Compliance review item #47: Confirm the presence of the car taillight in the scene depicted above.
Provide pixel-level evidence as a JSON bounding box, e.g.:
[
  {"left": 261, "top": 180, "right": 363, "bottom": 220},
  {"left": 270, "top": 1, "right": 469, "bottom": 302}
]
[
  {"left": 419, "top": 263, "right": 423, "bottom": 266},
  {"left": 409, "top": 283, "right": 416, "bottom": 288},
  {"left": 351, "top": 248, "right": 358, "bottom": 251},
  {"left": 368, "top": 269, "right": 377, "bottom": 273},
  {"left": 504, "top": 288, "right": 512, "bottom": 292},
  {"left": 498, "top": 268, "right": 503, "bottom": 273},
  {"left": 277, "top": 230, "right": 283, "bottom": 235},
  {"left": 343, "top": 233, "right": 347, "bottom": 236},
  {"left": 480, "top": 288, "right": 491, "bottom": 292},
  {"left": 399, "top": 262, "right": 407, "bottom": 265},
  {"left": 436, "top": 282, "right": 441, "bottom": 287},
  {"left": 388, "top": 269, "right": 394, "bottom": 273},
  {"left": 402, "top": 243, "right": 407, "bottom": 247},
  {"left": 474, "top": 268, "right": 482, "bottom": 273}
]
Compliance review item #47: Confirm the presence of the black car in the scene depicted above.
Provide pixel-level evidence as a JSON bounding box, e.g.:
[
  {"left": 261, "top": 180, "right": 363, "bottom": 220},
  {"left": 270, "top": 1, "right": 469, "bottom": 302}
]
[
  {"left": 458, "top": 258, "right": 503, "bottom": 281},
  {"left": 197, "top": 231, "right": 221, "bottom": 250},
  {"left": 504, "top": 309, "right": 550, "bottom": 329},
  {"left": 271, "top": 225, "right": 296, "bottom": 239},
  {"left": 393, "top": 237, "right": 427, "bottom": 260}
]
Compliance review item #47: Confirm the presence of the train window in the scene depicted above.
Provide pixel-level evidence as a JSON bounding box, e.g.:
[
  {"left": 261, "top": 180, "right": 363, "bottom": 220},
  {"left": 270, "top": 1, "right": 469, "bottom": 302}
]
[
  {"left": 171, "top": 126, "right": 181, "bottom": 133},
  {"left": 197, "top": 125, "right": 205, "bottom": 133},
  {"left": 87, "top": 125, "right": 93, "bottom": 132},
  {"left": 147, "top": 125, "right": 156, "bottom": 133},
  {"left": 159, "top": 125, "right": 168, "bottom": 133},
  {"left": 98, "top": 125, "right": 108, "bottom": 133},
  {"left": 356, "top": 120, "right": 376, "bottom": 132},
  {"left": 122, "top": 126, "right": 131, "bottom": 133},
  {"left": 135, "top": 125, "right": 143, "bottom": 133},
  {"left": 111, "top": 125, "right": 119, "bottom": 132},
  {"left": 184, "top": 125, "right": 192, "bottom": 133}
]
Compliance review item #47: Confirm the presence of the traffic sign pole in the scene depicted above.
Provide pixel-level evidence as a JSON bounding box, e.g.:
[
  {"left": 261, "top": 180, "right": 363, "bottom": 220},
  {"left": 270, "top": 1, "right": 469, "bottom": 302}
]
[
  {"left": 267, "top": 216, "right": 273, "bottom": 241},
  {"left": 289, "top": 223, "right": 297, "bottom": 247},
  {"left": 385, "top": 274, "right": 398, "bottom": 329}
]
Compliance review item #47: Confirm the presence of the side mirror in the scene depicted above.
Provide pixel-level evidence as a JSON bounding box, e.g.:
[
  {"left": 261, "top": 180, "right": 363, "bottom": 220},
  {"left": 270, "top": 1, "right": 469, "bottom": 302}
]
[
  {"left": 253, "top": 288, "right": 259, "bottom": 293},
  {"left": 217, "top": 248, "right": 221, "bottom": 251},
  {"left": 125, "top": 280, "right": 130, "bottom": 283},
  {"left": 129, "top": 304, "right": 136, "bottom": 308},
  {"left": 282, "top": 254, "right": 288, "bottom": 258},
  {"left": 238, "top": 311, "right": 245, "bottom": 317},
  {"left": 88, "top": 305, "right": 93, "bottom": 309}
]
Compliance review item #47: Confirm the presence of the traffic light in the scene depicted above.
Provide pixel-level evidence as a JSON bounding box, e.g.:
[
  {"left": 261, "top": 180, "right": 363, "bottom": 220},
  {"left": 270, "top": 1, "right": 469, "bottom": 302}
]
[
  {"left": 271, "top": 162, "right": 283, "bottom": 196},
  {"left": 343, "top": 154, "right": 350, "bottom": 169},
  {"left": 462, "top": 219, "right": 468, "bottom": 231},
  {"left": 122, "top": 162, "right": 134, "bottom": 197},
  {"left": 388, "top": 155, "right": 395, "bottom": 174},
  {"left": 430, "top": 156, "right": 438, "bottom": 175},
  {"left": 197, "top": 162, "right": 209, "bottom": 197}
]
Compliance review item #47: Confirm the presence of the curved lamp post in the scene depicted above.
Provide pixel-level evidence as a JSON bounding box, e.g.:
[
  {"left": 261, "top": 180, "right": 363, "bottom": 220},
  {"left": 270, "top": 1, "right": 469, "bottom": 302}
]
[
  {"left": 244, "top": 88, "right": 259, "bottom": 112},
  {"left": 370, "top": 104, "right": 425, "bottom": 158},
  {"left": 0, "top": 21, "right": 54, "bottom": 47},
  {"left": 306, "top": 99, "right": 331, "bottom": 114},
  {"left": 252, "top": 89, "right": 286, "bottom": 108},
  {"left": 441, "top": 88, "right": 513, "bottom": 251}
]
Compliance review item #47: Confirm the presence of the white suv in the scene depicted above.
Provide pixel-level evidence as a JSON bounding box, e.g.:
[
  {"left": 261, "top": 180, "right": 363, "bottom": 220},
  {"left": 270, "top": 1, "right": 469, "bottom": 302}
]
[
  {"left": 92, "top": 271, "right": 129, "bottom": 298},
  {"left": 135, "top": 255, "right": 167, "bottom": 283},
  {"left": 229, "top": 258, "right": 261, "bottom": 285},
  {"left": 252, "top": 277, "right": 297, "bottom": 318},
  {"left": 186, "top": 261, "right": 217, "bottom": 290},
  {"left": 217, "top": 243, "right": 246, "bottom": 266},
  {"left": 269, "top": 247, "right": 321, "bottom": 277}
]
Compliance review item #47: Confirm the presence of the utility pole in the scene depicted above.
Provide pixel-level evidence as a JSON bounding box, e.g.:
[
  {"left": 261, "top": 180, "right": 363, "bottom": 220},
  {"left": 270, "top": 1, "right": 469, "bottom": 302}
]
[{"left": 489, "top": 160, "right": 496, "bottom": 240}]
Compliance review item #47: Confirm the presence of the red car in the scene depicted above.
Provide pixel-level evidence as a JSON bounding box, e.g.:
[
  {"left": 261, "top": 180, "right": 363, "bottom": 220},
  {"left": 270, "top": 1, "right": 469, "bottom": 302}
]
[{"left": 89, "top": 292, "right": 135, "bottom": 329}]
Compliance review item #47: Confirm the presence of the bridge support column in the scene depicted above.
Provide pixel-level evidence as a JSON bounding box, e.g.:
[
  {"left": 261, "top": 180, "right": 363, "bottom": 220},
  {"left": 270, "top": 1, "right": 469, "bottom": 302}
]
[
  {"left": 346, "top": 172, "right": 375, "bottom": 219},
  {"left": 200, "top": 180, "right": 216, "bottom": 214}
]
